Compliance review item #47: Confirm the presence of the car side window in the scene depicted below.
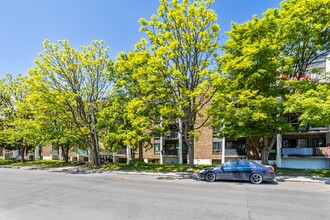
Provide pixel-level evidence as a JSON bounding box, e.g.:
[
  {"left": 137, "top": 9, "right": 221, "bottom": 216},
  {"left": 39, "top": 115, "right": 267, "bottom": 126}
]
[
  {"left": 224, "top": 161, "right": 238, "bottom": 168},
  {"left": 238, "top": 161, "right": 251, "bottom": 168}
]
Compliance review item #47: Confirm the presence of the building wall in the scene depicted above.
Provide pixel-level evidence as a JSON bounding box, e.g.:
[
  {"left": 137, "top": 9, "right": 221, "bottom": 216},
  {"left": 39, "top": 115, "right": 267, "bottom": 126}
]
[
  {"left": 41, "top": 144, "right": 78, "bottom": 159},
  {"left": 42, "top": 144, "right": 51, "bottom": 157},
  {"left": 194, "top": 125, "right": 220, "bottom": 161},
  {"left": 143, "top": 144, "right": 160, "bottom": 161}
]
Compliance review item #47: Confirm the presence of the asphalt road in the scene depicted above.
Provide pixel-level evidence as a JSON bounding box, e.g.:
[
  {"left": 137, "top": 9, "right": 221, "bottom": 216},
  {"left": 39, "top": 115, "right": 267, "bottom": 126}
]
[{"left": 0, "top": 169, "right": 329, "bottom": 220}]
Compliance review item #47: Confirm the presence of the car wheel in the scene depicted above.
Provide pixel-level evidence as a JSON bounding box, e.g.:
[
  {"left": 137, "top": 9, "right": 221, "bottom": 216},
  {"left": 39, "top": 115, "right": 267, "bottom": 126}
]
[
  {"left": 249, "top": 173, "right": 263, "bottom": 184},
  {"left": 205, "top": 172, "right": 216, "bottom": 182}
]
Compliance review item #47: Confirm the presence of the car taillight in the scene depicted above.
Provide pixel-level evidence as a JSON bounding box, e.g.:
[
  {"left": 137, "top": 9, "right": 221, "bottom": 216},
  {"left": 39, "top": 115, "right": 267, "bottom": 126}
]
[{"left": 268, "top": 167, "right": 274, "bottom": 173}]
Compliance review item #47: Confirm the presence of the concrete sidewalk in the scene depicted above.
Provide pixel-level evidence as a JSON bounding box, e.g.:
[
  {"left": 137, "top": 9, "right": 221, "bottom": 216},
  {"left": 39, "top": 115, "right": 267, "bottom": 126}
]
[
  {"left": 275, "top": 175, "right": 330, "bottom": 184},
  {"left": 1, "top": 165, "right": 329, "bottom": 184}
]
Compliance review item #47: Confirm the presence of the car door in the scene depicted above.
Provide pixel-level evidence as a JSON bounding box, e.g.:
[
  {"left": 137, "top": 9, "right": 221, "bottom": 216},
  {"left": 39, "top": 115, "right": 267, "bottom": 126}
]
[
  {"left": 217, "top": 161, "right": 238, "bottom": 180},
  {"left": 236, "top": 161, "right": 253, "bottom": 180}
]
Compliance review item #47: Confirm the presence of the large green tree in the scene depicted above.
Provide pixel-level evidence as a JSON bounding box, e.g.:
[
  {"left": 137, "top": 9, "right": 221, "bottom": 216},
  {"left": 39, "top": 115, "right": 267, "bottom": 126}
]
[
  {"left": 26, "top": 75, "right": 85, "bottom": 163},
  {"left": 29, "top": 40, "right": 114, "bottom": 166},
  {"left": 211, "top": 6, "right": 288, "bottom": 165},
  {"left": 99, "top": 41, "right": 165, "bottom": 161},
  {"left": 278, "top": 0, "right": 330, "bottom": 79},
  {"left": 211, "top": 0, "right": 330, "bottom": 164},
  {"left": 139, "top": 0, "right": 220, "bottom": 168},
  {"left": 285, "top": 84, "right": 330, "bottom": 126},
  {"left": 0, "top": 75, "right": 42, "bottom": 163}
]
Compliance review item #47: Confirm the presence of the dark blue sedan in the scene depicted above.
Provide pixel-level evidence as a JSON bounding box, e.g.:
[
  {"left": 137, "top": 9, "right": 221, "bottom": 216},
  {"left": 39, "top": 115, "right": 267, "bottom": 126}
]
[{"left": 198, "top": 160, "right": 275, "bottom": 184}]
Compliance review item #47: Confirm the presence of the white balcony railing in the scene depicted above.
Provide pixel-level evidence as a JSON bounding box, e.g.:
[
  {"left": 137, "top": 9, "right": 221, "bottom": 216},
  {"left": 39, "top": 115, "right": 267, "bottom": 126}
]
[
  {"left": 283, "top": 148, "right": 313, "bottom": 156},
  {"left": 165, "top": 131, "right": 179, "bottom": 139},
  {"left": 115, "top": 149, "right": 127, "bottom": 155},
  {"left": 50, "top": 150, "right": 59, "bottom": 155}
]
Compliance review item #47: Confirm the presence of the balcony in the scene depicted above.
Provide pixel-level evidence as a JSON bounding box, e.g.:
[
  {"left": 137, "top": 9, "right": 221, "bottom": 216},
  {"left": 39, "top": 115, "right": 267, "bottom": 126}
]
[
  {"left": 213, "top": 149, "right": 246, "bottom": 156},
  {"left": 115, "top": 149, "right": 127, "bottom": 155},
  {"left": 283, "top": 148, "right": 313, "bottom": 156},
  {"left": 165, "top": 131, "right": 179, "bottom": 140},
  {"left": 309, "top": 73, "right": 330, "bottom": 84},
  {"left": 309, "top": 125, "right": 329, "bottom": 131},
  {"left": 283, "top": 147, "right": 330, "bottom": 157},
  {"left": 287, "top": 115, "right": 330, "bottom": 133},
  {"left": 50, "top": 150, "right": 59, "bottom": 155},
  {"left": 76, "top": 149, "right": 89, "bottom": 155},
  {"left": 315, "top": 147, "right": 330, "bottom": 157}
]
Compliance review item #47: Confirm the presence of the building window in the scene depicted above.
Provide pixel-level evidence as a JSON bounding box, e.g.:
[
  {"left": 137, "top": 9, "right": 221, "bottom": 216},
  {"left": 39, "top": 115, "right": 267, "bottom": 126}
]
[
  {"left": 164, "top": 143, "right": 178, "bottom": 155},
  {"left": 283, "top": 139, "right": 308, "bottom": 148},
  {"left": 213, "top": 141, "right": 222, "bottom": 154},
  {"left": 297, "top": 139, "right": 308, "bottom": 148},
  {"left": 131, "top": 149, "right": 138, "bottom": 155},
  {"left": 287, "top": 115, "right": 308, "bottom": 132},
  {"left": 282, "top": 140, "right": 289, "bottom": 148},
  {"left": 183, "top": 142, "right": 188, "bottom": 153},
  {"left": 226, "top": 140, "right": 246, "bottom": 156},
  {"left": 154, "top": 143, "right": 160, "bottom": 154},
  {"left": 213, "top": 127, "right": 220, "bottom": 137},
  {"left": 311, "top": 138, "right": 326, "bottom": 147}
]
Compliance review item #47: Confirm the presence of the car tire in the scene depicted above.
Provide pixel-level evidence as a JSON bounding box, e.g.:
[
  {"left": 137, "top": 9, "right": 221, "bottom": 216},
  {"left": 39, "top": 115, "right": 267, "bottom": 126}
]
[
  {"left": 249, "top": 173, "right": 263, "bottom": 184},
  {"left": 205, "top": 172, "right": 216, "bottom": 182}
]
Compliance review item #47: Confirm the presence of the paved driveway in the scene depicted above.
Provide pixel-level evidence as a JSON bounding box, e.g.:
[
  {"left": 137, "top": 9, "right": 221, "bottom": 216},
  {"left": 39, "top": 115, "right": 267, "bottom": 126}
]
[{"left": 0, "top": 168, "right": 329, "bottom": 220}]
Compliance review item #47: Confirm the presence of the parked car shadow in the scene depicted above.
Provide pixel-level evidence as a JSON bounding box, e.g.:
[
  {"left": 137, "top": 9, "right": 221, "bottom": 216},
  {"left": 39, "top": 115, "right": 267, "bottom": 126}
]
[{"left": 197, "top": 179, "right": 279, "bottom": 185}]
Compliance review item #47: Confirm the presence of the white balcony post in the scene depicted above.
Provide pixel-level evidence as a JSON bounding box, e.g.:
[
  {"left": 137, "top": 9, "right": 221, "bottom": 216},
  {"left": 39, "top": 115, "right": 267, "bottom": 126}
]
[
  {"left": 160, "top": 135, "right": 164, "bottom": 164},
  {"left": 59, "top": 147, "right": 63, "bottom": 161},
  {"left": 159, "top": 116, "right": 164, "bottom": 164},
  {"left": 35, "top": 146, "right": 40, "bottom": 160},
  {"left": 276, "top": 134, "right": 282, "bottom": 168},
  {"left": 221, "top": 137, "right": 225, "bottom": 163},
  {"left": 178, "top": 118, "right": 183, "bottom": 164},
  {"left": 126, "top": 144, "right": 131, "bottom": 164}
]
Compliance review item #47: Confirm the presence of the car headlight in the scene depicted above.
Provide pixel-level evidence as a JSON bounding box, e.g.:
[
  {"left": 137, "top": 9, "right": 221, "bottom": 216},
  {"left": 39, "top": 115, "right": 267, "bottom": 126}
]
[{"left": 199, "top": 169, "right": 205, "bottom": 173}]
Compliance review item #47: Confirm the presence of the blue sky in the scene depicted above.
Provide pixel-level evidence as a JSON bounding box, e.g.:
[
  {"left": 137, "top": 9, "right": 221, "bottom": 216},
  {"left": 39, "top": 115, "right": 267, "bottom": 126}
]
[{"left": 0, "top": 0, "right": 282, "bottom": 78}]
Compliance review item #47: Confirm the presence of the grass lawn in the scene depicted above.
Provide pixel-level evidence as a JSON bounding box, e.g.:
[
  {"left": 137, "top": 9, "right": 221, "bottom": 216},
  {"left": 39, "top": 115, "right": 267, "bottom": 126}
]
[
  {"left": 275, "top": 167, "right": 330, "bottom": 178},
  {"left": 98, "top": 162, "right": 212, "bottom": 173},
  {"left": 0, "top": 159, "right": 75, "bottom": 167}
]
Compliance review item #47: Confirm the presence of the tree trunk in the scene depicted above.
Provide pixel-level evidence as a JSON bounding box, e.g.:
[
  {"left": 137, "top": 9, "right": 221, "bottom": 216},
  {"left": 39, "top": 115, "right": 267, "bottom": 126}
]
[
  {"left": 261, "top": 135, "right": 276, "bottom": 165},
  {"left": 65, "top": 146, "right": 69, "bottom": 163},
  {"left": 261, "top": 148, "right": 270, "bottom": 165},
  {"left": 20, "top": 146, "right": 26, "bottom": 163},
  {"left": 188, "top": 137, "right": 194, "bottom": 168},
  {"left": 91, "top": 104, "right": 101, "bottom": 167},
  {"left": 131, "top": 148, "right": 136, "bottom": 160},
  {"left": 61, "top": 145, "right": 69, "bottom": 163},
  {"left": 93, "top": 148, "right": 99, "bottom": 166},
  {"left": 85, "top": 130, "right": 100, "bottom": 166},
  {"left": 138, "top": 141, "right": 143, "bottom": 161},
  {"left": 246, "top": 137, "right": 263, "bottom": 160}
]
